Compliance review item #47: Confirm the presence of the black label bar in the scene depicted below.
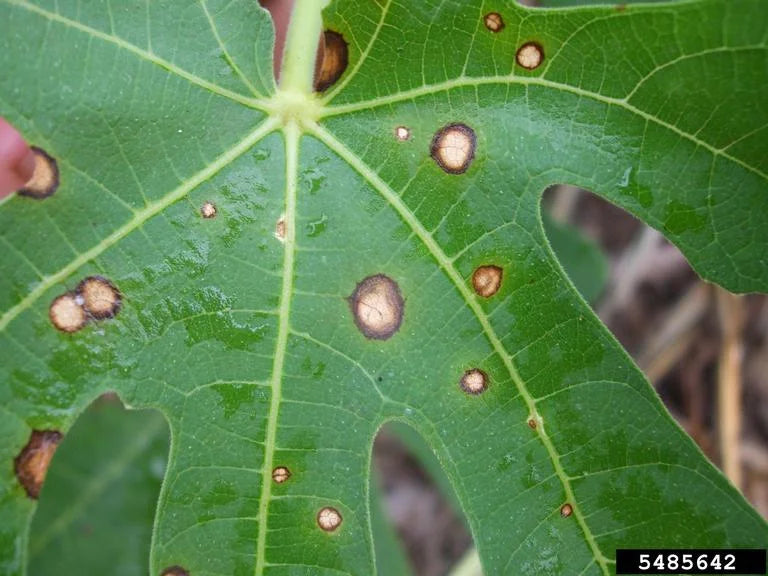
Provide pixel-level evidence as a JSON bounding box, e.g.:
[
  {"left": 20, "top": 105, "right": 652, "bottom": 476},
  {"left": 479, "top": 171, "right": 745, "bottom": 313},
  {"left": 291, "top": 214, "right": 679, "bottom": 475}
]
[{"left": 616, "top": 549, "right": 766, "bottom": 574}]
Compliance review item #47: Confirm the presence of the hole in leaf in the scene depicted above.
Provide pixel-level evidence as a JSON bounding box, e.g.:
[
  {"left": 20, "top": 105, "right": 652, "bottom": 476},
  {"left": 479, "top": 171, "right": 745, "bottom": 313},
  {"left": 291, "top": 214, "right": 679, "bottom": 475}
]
[
  {"left": 314, "top": 30, "right": 348, "bottom": 92},
  {"left": 372, "top": 423, "right": 473, "bottom": 574},
  {"left": 28, "top": 394, "right": 170, "bottom": 575},
  {"left": 19, "top": 146, "right": 59, "bottom": 199}
]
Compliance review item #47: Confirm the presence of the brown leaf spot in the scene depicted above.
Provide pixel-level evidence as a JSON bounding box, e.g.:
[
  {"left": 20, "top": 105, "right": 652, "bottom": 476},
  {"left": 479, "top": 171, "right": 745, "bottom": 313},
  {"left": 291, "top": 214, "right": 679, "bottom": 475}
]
[
  {"left": 527, "top": 417, "right": 537, "bottom": 429},
  {"left": 14, "top": 430, "right": 63, "bottom": 499},
  {"left": 472, "top": 265, "right": 503, "bottom": 298},
  {"left": 49, "top": 292, "right": 87, "bottom": 333},
  {"left": 317, "top": 506, "right": 343, "bottom": 532},
  {"left": 77, "top": 276, "right": 121, "bottom": 320},
  {"left": 19, "top": 146, "right": 59, "bottom": 199},
  {"left": 160, "top": 566, "right": 189, "bottom": 576},
  {"left": 394, "top": 126, "right": 411, "bottom": 141},
  {"left": 484, "top": 12, "right": 505, "bottom": 33},
  {"left": 560, "top": 503, "right": 573, "bottom": 517},
  {"left": 349, "top": 274, "right": 404, "bottom": 340},
  {"left": 430, "top": 123, "right": 476, "bottom": 175},
  {"left": 460, "top": 368, "right": 488, "bottom": 395},
  {"left": 272, "top": 466, "right": 291, "bottom": 484},
  {"left": 516, "top": 42, "right": 544, "bottom": 70},
  {"left": 314, "top": 30, "right": 348, "bottom": 92},
  {"left": 200, "top": 201, "right": 217, "bottom": 219},
  {"left": 275, "top": 214, "right": 286, "bottom": 243}
]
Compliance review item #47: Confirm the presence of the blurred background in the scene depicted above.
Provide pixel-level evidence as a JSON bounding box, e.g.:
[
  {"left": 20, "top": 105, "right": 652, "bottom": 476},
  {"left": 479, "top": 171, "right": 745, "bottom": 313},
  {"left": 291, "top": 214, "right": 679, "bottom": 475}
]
[
  {"left": 25, "top": 0, "right": 768, "bottom": 574},
  {"left": 28, "top": 186, "right": 768, "bottom": 576}
]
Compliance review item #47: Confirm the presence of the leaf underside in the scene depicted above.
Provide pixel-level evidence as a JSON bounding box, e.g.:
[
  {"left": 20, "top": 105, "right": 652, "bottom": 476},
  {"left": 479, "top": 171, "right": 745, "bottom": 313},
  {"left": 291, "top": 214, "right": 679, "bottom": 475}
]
[{"left": 1, "top": 0, "right": 767, "bottom": 575}]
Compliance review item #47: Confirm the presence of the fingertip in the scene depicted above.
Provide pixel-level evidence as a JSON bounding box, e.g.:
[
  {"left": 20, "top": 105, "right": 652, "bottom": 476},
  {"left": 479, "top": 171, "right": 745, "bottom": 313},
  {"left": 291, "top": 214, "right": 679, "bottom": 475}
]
[{"left": 0, "top": 117, "right": 35, "bottom": 197}]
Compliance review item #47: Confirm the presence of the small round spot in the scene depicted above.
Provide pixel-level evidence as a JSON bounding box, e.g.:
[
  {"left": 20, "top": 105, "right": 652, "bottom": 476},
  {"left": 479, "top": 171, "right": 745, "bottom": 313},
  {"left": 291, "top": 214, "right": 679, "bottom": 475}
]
[
  {"left": 460, "top": 368, "right": 488, "bottom": 395},
  {"left": 516, "top": 42, "right": 544, "bottom": 70},
  {"left": 314, "top": 30, "right": 348, "bottom": 92},
  {"left": 349, "top": 274, "right": 404, "bottom": 340},
  {"left": 560, "top": 503, "right": 573, "bottom": 518},
  {"left": 472, "top": 265, "right": 503, "bottom": 298},
  {"left": 272, "top": 466, "right": 291, "bottom": 484},
  {"left": 484, "top": 12, "right": 505, "bottom": 33},
  {"left": 201, "top": 201, "right": 217, "bottom": 219},
  {"left": 49, "top": 292, "right": 87, "bottom": 333},
  {"left": 395, "top": 126, "right": 410, "bottom": 141},
  {"left": 19, "top": 146, "right": 59, "bottom": 199},
  {"left": 275, "top": 214, "right": 286, "bottom": 243},
  {"left": 430, "top": 123, "right": 476, "bottom": 175},
  {"left": 527, "top": 417, "right": 537, "bottom": 429},
  {"left": 160, "top": 567, "right": 189, "bottom": 576},
  {"left": 317, "top": 506, "right": 343, "bottom": 532},
  {"left": 77, "top": 276, "right": 121, "bottom": 320},
  {"left": 14, "top": 430, "right": 63, "bottom": 499}
]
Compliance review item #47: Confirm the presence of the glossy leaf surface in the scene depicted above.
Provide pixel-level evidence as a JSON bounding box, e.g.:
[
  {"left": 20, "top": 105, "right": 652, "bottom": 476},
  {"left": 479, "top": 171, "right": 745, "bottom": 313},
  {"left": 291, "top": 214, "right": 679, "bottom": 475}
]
[{"left": 1, "top": 0, "right": 766, "bottom": 574}]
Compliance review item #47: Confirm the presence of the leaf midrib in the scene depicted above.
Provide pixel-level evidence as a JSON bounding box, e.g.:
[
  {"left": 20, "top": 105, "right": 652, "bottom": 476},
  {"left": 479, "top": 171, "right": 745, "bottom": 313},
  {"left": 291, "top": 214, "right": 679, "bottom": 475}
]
[
  {"left": 308, "top": 123, "right": 611, "bottom": 575},
  {"left": 8, "top": 0, "right": 764, "bottom": 184},
  {"left": 254, "top": 123, "right": 299, "bottom": 575},
  {"left": 0, "top": 117, "right": 280, "bottom": 332}
]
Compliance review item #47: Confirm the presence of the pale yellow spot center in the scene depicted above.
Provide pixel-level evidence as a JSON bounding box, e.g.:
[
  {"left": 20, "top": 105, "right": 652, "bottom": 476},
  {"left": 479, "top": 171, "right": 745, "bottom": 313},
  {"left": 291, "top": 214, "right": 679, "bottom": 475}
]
[
  {"left": 201, "top": 201, "right": 217, "bottom": 218},
  {"left": 49, "top": 293, "right": 86, "bottom": 333},
  {"left": 517, "top": 43, "right": 543, "bottom": 70},
  {"left": 80, "top": 278, "right": 119, "bottom": 318},
  {"left": 317, "top": 506, "right": 342, "bottom": 531},
  {"left": 435, "top": 129, "right": 473, "bottom": 172},
  {"left": 23, "top": 148, "right": 58, "bottom": 196}
]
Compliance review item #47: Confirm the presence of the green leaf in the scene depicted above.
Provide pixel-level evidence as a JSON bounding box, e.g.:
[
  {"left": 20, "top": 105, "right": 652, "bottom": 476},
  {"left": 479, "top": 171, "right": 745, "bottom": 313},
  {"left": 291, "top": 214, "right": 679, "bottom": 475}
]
[
  {"left": 1, "top": 0, "right": 766, "bottom": 574},
  {"left": 28, "top": 398, "right": 168, "bottom": 576},
  {"left": 543, "top": 213, "right": 608, "bottom": 304}
]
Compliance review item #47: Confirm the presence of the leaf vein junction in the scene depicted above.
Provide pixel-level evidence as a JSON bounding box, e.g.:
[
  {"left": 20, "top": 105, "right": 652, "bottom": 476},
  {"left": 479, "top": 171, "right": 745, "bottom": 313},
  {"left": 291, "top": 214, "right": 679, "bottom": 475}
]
[{"left": 310, "top": 122, "right": 612, "bottom": 575}]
